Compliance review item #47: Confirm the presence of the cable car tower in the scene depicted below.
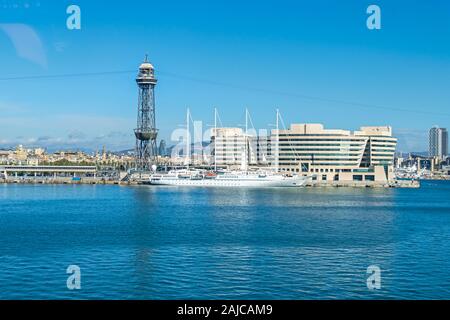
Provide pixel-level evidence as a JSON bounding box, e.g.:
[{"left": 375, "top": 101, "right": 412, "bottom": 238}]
[{"left": 134, "top": 55, "right": 158, "bottom": 171}]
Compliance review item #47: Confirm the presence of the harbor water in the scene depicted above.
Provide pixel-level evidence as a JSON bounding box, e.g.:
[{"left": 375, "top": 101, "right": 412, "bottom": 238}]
[{"left": 0, "top": 181, "right": 450, "bottom": 299}]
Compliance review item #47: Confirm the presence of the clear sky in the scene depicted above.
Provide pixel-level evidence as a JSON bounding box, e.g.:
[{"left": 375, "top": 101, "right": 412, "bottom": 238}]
[{"left": 0, "top": 0, "right": 449, "bottom": 152}]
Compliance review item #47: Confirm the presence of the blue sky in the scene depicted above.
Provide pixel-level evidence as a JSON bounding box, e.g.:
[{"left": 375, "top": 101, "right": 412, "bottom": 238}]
[{"left": 0, "top": 0, "right": 449, "bottom": 151}]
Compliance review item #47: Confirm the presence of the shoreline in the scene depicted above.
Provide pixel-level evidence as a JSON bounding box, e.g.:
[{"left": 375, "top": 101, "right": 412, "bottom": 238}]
[{"left": 0, "top": 178, "right": 420, "bottom": 188}]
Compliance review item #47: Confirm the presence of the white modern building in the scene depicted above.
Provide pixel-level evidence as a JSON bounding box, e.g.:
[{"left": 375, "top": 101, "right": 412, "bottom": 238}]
[
  {"left": 211, "top": 127, "right": 257, "bottom": 167},
  {"left": 272, "top": 124, "right": 397, "bottom": 182},
  {"left": 210, "top": 123, "right": 397, "bottom": 182},
  {"left": 429, "top": 126, "right": 448, "bottom": 159}
]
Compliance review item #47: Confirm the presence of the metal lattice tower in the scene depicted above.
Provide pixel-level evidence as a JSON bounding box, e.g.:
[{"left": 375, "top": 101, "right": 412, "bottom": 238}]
[{"left": 134, "top": 55, "right": 158, "bottom": 171}]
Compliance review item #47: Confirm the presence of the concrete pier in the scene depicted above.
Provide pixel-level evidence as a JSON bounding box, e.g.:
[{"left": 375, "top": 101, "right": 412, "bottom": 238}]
[
  {"left": 306, "top": 179, "right": 420, "bottom": 188},
  {"left": 0, "top": 177, "right": 131, "bottom": 185},
  {"left": 1, "top": 177, "right": 419, "bottom": 188}
]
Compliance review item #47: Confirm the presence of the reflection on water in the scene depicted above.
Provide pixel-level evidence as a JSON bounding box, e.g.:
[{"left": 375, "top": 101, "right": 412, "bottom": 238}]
[{"left": 1, "top": 182, "right": 450, "bottom": 299}]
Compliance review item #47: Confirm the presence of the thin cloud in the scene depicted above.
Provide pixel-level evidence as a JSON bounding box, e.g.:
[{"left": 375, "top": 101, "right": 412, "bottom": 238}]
[
  {"left": 0, "top": 23, "right": 47, "bottom": 68},
  {"left": 395, "top": 128, "right": 428, "bottom": 153}
]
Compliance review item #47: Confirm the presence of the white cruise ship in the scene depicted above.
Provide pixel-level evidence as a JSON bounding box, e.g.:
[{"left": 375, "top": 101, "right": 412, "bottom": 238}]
[{"left": 150, "top": 170, "right": 309, "bottom": 187}]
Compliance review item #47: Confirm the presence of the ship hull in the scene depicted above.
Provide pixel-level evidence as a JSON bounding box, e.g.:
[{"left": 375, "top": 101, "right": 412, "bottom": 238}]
[{"left": 150, "top": 176, "right": 308, "bottom": 187}]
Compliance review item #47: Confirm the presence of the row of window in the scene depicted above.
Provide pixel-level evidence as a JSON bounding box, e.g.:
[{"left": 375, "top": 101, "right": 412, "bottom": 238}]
[
  {"left": 279, "top": 147, "right": 362, "bottom": 150},
  {"left": 371, "top": 153, "right": 395, "bottom": 157},
  {"left": 278, "top": 143, "right": 395, "bottom": 148},
  {"left": 370, "top": 149, "right": 396, "bottom": 152},
  {"left": 277, "top": 138, "right": 366, "bottom": 142},
  {"left": 278, "top": 153, "right": 360, "bottom": 161},
  {"left": 278, "top": 134, "right": 351, "bottom": 137},
  {"left": 279, "top": 163, "right": 358, "bottom": 166},
  {"left": 370, "top": 143, "right": 397, "bottom": 146},
  {"left": 215, "top": 147, "right": 395, "bottom": 153},
  {"left": 370, "top": 138, "right": 397, "bottom": 141}
]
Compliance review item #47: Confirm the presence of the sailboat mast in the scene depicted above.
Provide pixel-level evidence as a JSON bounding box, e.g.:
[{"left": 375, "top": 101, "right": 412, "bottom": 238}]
[
  {"left": 186, "top": 107, "right": 190, "bottom": 169},
  {"left": 275, "top": 108, "right": 279, "bottom": 173},
  {"left": 214, "top": 108, "right": 217, "bottom": 172},
  {"left": 245, "top": 108, "right": 248, "bottom": 169},
  {"left": 245, "top": 108, "right": 248, "bottom": 134}
]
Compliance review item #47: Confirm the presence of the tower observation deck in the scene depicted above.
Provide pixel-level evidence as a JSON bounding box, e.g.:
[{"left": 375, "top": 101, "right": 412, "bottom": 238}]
[{"left": 134, "top": 55, "right": 158, "bottom": 171}]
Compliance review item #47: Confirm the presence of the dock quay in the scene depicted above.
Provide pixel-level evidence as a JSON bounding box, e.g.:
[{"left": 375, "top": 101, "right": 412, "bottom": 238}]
[
  {"left": 0, "top": 177, "right": 133, "bottom": 185},
  {"left": 0, "top": 164, "right": 420, "bottom": 188},
  {"left": 306, "top": 179, "right": 420, "bottom": 188},
  {"left": 0, "top": 177, "right": 419, "bottom": 188}
]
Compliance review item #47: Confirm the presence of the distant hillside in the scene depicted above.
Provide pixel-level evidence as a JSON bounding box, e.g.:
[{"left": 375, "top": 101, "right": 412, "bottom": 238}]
[
  {"left": 397, "top": 151, "right": 428, "bottom": 158},
  {"left": 112, "top": 148, "right": 134, "bottom": 155}
]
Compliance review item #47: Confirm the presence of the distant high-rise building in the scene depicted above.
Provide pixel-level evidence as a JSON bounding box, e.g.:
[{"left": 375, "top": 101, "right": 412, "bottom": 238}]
[
  {"left": 429, "top": 126, "right": 448, "bottom": 158},
  {"left": 158, "top": 140, "right": 167, "bottom": 157}
]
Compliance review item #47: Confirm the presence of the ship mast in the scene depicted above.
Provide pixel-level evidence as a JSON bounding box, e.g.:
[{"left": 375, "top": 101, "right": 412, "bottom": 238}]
[
  {"left": 245, "top": 108, "right": 249, "bottom": 171},
  {"left": 186, "top": 107, "right": 191, "bottom": 169},
  {"left": 214, "top": 108, "right": 217, "bottom": 172},
  {"left": 275, "top": 108, "right": 279, "bottom": 173}
]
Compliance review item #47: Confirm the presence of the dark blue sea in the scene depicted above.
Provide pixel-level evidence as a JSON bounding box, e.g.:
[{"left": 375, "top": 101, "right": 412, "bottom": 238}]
[{"left": 1, "top": 181, "right": 450, "bottom": 299}]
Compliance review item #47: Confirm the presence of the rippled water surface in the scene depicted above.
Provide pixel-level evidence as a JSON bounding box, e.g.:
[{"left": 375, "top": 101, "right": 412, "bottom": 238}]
[{"left": 1, "top": 181, "right": 450, "bottom": 299}]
